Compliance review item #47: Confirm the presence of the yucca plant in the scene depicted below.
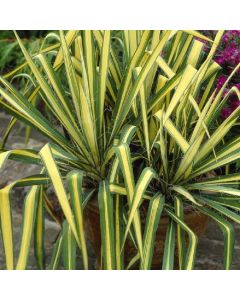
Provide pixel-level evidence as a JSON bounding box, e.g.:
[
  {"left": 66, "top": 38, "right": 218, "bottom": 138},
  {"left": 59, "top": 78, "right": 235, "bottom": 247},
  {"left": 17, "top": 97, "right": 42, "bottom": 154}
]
[{"left": 0, "top": 30, "right": 239, "bottom": 270}]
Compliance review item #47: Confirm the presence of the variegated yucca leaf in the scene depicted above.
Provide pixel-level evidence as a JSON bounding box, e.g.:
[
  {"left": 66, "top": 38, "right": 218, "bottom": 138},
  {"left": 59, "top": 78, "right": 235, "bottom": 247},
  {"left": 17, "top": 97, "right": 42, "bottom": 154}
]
[
  {"left": 67, "top": 170, "right": 88, "bottom": 269},
  {"left": 98, "top": 180, "right": 116, "bottom": 270},
  {"left": 140, "top": 193, "right": 165, "bottom": 270},
  {"left": 62, "top": 221, "right": 77, "bottom": 270},
  {"left": 162, "top": 219, "right": 176, "bottom": 270}
]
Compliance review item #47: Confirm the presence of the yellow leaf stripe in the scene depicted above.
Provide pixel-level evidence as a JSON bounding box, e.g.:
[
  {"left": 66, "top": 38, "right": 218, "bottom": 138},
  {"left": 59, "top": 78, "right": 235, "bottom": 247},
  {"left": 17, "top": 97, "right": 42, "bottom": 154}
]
[{"left": 39, "top": 144, "right": 80, "bottom": 247}]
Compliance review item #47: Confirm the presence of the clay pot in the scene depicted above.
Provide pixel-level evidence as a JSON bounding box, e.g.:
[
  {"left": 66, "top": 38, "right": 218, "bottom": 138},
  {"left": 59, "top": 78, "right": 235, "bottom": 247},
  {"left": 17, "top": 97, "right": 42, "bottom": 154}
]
[{"left": 84, "top": 197, "right": 209, "bottom": 270}]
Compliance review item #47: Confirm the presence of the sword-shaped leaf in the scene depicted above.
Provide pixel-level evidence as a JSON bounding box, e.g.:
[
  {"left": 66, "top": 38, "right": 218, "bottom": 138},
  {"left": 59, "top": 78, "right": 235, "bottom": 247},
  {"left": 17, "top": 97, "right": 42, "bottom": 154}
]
[
  {"left": 98, "top": 180, "right": 116, "bottom": 270},
  {"left": 141, "top": 193, "right": 165, "bottom": 270}
]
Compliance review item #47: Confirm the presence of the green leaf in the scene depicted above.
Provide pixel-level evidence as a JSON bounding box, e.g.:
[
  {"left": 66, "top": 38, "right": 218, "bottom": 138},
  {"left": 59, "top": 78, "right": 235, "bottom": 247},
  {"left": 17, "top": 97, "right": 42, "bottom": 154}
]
[
  {"left": 122, "top": 167, "right": 158, "bottom": 256},
  {"left": 162, "top": 219, "right": 176, "bottom": 270},
  {"left": 98, "top": 180, "right": 116, "bottom": 270},
  {"left": 172, "top": 186, "right": 201, "bottom": 206},
  {"left": 16, "top": 185, "right": 41, "bottom": 270},
  {"left": 166, "top": 209, "right": 198, "bottom": 270},
  {"left": 67, "top": 170, "right": 88, "bottom": 270},
  {"left": 62, "top": 221, "right": 77, "bottom": 270},
  {"left": 174, "top": 197, "right": 186, "bottom": 270},
  {"left": 34, "top": 186, "right": 45, "bottom": 270},
  {"left": 0, "top": 184, "right": 14, "bottom": 269},
  {"left": 49, "top": 232, "right": 63, "bottom": 270},
  {"left": 114, "top": 143, "right": 143, "bottom": 256},
  {"left": 141, "top": 193, "right": 165, "bottom": 270},
  {"left": 39, "top": 144, "right": 80, "bottom": 246},
  {"left": 196, "top": 206, "right": 234, "bottom": 270}
]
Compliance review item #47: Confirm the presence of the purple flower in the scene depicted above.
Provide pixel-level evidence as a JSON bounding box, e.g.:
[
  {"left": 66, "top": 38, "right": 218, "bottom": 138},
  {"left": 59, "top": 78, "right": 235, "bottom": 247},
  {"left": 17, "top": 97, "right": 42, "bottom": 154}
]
[
  {"left": 216, "top": 75, "right": 227, "bottom": 90},
  {"left": 216, "top": 57, "right": 224, "bottom": 65},
  {"left": 206, "top": 30, "right": 240, "bottom": 120},
  {"left": 223, "top": 88, "right": 229, "bottom": 96},
  {"left": 235, "top": 83, "right": 240, "bottom": 90},
  {"left": 223, "top": 34, "right": 229, "bottom": 44},
  {"left": 221, "top": 107, "right": 233, "bottom": 119},
  {"left": 231, "top": 100, "right": 240, "bottom": 110}
]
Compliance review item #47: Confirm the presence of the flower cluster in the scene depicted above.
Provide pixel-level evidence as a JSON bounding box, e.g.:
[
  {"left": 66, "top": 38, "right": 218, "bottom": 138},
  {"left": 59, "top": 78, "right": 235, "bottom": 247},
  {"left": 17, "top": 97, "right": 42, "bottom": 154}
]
[
  {"left": 201, "top": 31, "right": 240, "bottom": 120},
  {"left": 215, "top": 75, "right": 240, "bottom": 119},
  {"left": 215, "top": 30, "right": 240, "bottom": 74}
]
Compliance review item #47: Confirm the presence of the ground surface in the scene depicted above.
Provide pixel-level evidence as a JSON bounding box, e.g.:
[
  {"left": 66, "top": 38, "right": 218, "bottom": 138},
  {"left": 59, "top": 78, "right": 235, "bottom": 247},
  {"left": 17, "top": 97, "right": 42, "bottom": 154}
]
[{"left": 1, "top": 112, "right": 240, "bottom": 270}]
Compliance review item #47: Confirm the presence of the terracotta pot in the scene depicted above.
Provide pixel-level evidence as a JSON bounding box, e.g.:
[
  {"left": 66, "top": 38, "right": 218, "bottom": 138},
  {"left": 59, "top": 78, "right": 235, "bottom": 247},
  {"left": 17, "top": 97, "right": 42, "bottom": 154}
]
[{"left": 84, "top": 197, "right": 209, "bottom": 270}]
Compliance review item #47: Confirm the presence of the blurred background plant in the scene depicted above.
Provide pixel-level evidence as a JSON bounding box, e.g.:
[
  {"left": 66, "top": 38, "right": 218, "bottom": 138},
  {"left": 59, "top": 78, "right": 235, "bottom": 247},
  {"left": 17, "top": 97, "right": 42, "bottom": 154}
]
[
  {"left": 0, "top": 30, "right": 58, "bottom": 145},
  {"left": 0, "top": 31, "right": 48, "bottom": 73}
]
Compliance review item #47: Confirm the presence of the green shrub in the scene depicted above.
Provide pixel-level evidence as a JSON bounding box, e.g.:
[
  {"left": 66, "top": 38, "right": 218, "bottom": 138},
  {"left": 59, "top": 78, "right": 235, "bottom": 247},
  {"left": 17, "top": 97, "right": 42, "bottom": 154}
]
[{"left": 0, "top": 30, "right": 240, "bottom": 270}]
